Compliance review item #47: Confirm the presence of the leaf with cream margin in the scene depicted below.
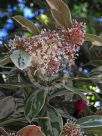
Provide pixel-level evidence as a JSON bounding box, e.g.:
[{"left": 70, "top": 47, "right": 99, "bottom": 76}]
[
  {"left": 64, "top": 85, "right": 87, "bottom": 102},
  {"left": 92, "top": 41, "right": 102, "bottom": 47},
  {"left": 17, "top": 125, "right": 45, "bottom": 136},
  {"left": 46, "top": 0, "right": 72, "bottom": 28},
  {"left": 85, "top": 33, "right": 102, "bottom": 43},
  {"left": 0, "top": 56, "right": 11, "bottom": 66},
  {"left": 10, "top": 50, "right": 32, "bottom": 70},
  {"left": 25, "top": 89, "right": 48, "bottom": 122},
  {"left": 40, "top": 105, "right": 63, "bottom": 136},
  {"left": 76, "top": 115, "right": 102, "bottom": 135},
  {"left": 13, "top": 15, "right": 40, "bottom": 35}
]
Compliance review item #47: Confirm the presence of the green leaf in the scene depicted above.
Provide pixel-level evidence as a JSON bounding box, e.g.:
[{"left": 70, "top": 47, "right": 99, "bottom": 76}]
[
  {"left": 0, "top": 96, "right": 15, "bottom": 120},
  {"left": 0, "top": 83, "right": 33, "bottom": 89},
  {"left": 76, "top": 115, "right": 102, "bottom": 126},
  {"left": 46, "top": 0, "right": 72, "bottom": 28},
  {"left": 89, "top": 66, "right": 102, "bottom": 91},
  {"left": 49, "top": 83, "right": 73, "bottom": 100},
  {"left": 87, "top": 60, "right": 102, "bottom": 66},
  {"left": 89, "top": 66, "right": 102, "bottom": 76},
  {"left": 83, "top": 126, "right": 102, "bottom": 135},
  {"left": 24, "top": 89, "right": 48, "bottom": 122},
  {"left": 15, "top": 98, "right": 24, "bottom": 113},
  {"left": 10, "top": 50, "right": 32, "bottom": 70},
  {"left": 76, "top": 115, "right": 102, "bottom": 135},
  {"left": 13, "top": 15, "right": 40, "bottom": 35},
  {"left": 40, "top": 105, "right": 63, "bottom": 136},
  {"left": 0, "top": 56, "right": 11, "bottom": 66},
  {"left": 64, "top": 85, "right": 87, "bottom": 102},
  {"left": 82, "top": 41, "right": 102, "bottom": 61},
  {"left": 85, "top": 33, "right": 102, "bottom": 43},
  {"left": 0, "top": 116, "right": 25, "bottom": 127}
]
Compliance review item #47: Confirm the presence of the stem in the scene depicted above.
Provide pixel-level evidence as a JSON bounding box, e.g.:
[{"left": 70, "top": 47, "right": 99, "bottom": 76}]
[
  {"left": 26, "top": 68, "right": 54, "bottom": 91},
  {"left": 0, "top": 127, "right": 10, "bottom": 136}
]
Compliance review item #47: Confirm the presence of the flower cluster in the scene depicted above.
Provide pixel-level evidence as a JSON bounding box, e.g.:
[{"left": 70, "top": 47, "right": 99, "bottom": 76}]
[
  {"left": 60, "top": 20, "right": 85, "bottom": 65},
  {"left": 10, "top": 20, "right": 85, "bottom": 74},
  {"left": 11, "top": 30, "right": 62, "bottom": 74},
  {"left": 61, "top": 120, "right": 83, "bottom": 136}
]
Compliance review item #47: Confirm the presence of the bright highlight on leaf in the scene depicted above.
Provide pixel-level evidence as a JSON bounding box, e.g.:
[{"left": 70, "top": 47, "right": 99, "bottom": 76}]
[
  {"left": 25, "top": 89, "right": 48, "bottom": 122},
  {"left": 0, "top": 56, "right": 11, "bottom": 66},
  {"left": 85, "top": 33, "right": 102, "bottom": 43}
]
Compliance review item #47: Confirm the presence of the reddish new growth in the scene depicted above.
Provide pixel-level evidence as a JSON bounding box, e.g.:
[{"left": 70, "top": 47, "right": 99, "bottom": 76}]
[
  {"left": 10, "top": 20, "right": 85, "bottom": 74},
  {"left": 61, "top": 120, "right": 83, "bottom": 136}
]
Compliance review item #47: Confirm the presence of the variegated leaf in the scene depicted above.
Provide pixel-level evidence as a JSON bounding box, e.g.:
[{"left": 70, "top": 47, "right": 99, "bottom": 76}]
[
  {"left": 40, "top": 105, "right": 63, "bottom": 136},
  {"left": 51, "top": 9, "right": 69, "bottom": 28},
  {"left": 46, "top": 0, "right": 72, "bottom": 28},
  {"left": 0, "top": 56, "right": 11, "bottom": 66},
  {"left": 76, "top": 115, "right": 102, "bottom": 135},
  {"left": 76, "top": 115, "right": 102, "bottom": 127},
  {"left": 24, "top": 89, "right": 48, "bottom": 122},
  {"left": 64, "top": 85, "right": 87, "bottom": 102},
  {"left": 85, "top": 33, "right": 102, "bottom": 43},
  {"left": 13, "top": 15, "right": 40, "bottom": 35}
]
